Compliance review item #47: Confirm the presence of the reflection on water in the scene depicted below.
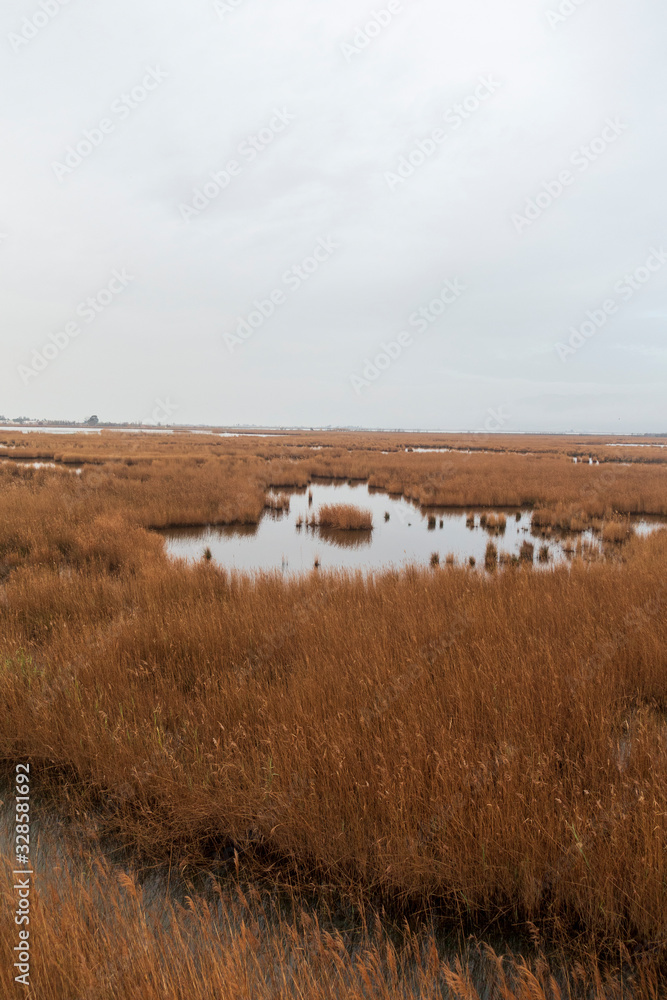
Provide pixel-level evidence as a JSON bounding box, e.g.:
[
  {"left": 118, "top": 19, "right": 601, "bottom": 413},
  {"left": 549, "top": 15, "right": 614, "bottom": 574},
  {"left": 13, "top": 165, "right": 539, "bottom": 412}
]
[
  {"left": 0, "top": 459, "right": 83, "bottom": 473},
  {"left": 0, "top": 426, "right": 102, "bottom": 435},
  {"left": 190, "top": 522, "right": 260, "bottom": 541},
  {"left": 310, "top": 525, "right": 373, "bottom": 549},
  {"left": 1, "top": 460, "right": 57, "bottom": 469},
  {"left": 0, "top": 426, "right": 174, "bottom": 435},
  {"left": 160, "top": 481, "right": 667, "bottom": 576}
]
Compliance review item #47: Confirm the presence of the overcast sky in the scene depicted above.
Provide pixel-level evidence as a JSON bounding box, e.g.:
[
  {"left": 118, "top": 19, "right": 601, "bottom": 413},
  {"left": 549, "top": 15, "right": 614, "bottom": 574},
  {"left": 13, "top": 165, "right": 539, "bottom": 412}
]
[{"left": 1, "top": 0, "right": 665, "bottom": 431}]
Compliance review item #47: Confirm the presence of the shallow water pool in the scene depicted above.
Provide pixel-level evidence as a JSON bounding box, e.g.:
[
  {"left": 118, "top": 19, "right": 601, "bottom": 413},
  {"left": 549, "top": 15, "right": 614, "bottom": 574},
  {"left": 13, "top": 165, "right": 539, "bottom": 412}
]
[{"left": 160, "top": 481, "right": 665, "bottom": 575}]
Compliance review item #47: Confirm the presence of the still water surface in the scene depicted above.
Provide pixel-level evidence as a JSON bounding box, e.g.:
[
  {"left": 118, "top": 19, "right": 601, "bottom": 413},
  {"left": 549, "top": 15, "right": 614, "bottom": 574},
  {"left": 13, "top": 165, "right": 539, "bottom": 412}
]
[{"left": 161, "top": 480, "right": 664, "bottom": 575}]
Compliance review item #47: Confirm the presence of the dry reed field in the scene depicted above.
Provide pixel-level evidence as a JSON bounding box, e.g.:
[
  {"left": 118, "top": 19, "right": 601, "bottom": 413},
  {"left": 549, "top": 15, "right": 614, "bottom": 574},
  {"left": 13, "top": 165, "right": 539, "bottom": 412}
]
[{"left": 1, "top": 431, "right": 667, "bottom": 997}]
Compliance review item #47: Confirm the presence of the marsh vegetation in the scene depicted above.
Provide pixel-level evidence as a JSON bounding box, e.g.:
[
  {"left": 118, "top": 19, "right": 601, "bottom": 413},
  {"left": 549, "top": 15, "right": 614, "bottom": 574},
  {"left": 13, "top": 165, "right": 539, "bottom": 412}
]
[{"left": 0, "top": 430, "right": 666, "bottom": 996}]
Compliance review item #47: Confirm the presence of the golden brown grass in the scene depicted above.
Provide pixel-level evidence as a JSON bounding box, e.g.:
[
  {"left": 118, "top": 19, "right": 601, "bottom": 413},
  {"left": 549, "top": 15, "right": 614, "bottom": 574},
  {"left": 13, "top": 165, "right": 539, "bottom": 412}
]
[
  {"left": 3, "top": 527, "right": 666, "bottom": 952},
  {"left": 602, "top": 519, "right": 634, "bottom": 544},
  {"left": 3, "top": 430, "right": 667, "bottom": 515},
  {"left": 3, "top": 828, "right": 662, "bottom": 1000},
  {"left": 264, "top": 492, "right": 291, "bottom": 512},
  {"left": 519, "top": 540, "right": 534, "bottom": 562},
  {"left": 533, "top": 505, "right": 599, "bottom": 533},
  {"left": 311, "top": 503, "right": 373, "bottom": 530},
  {"left": 482, "top": 512, "right": 507, "bottom": 534},
  {"left": 0, "top": 437, "right": 666, "bottom": 995},
  {"left": 533, "top": 506, "right": 640, "bottom": 541}
]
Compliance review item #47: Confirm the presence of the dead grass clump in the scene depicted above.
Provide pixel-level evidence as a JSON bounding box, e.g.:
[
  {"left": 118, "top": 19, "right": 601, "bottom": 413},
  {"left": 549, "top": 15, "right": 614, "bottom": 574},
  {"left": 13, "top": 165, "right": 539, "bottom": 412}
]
[
  {"left": 499, "top": 551, "right": 520, "bottom": 568},
  {"left": 484, "top": 512, "right": 507, "bottom": 534},
  {"left": 484, "top": 540, "right": 498, "bottom": 570},
  {"left": 519, "top": 541, "right": 534, "bottom": 563},
  {"left": 264, "top": 492, "right": 291, "bottom": 512},
  {"left": 532, "top": 505, "right": 591, "bottom": 533},
  {"left": 312, "top": 504, "right": 373, "bottom": 530},
  {"left": 576, "top": 538, "right": 603, "bottom": 562},
  {"left": 602, "top": 519, "right": 634, "bottom": 544}
]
